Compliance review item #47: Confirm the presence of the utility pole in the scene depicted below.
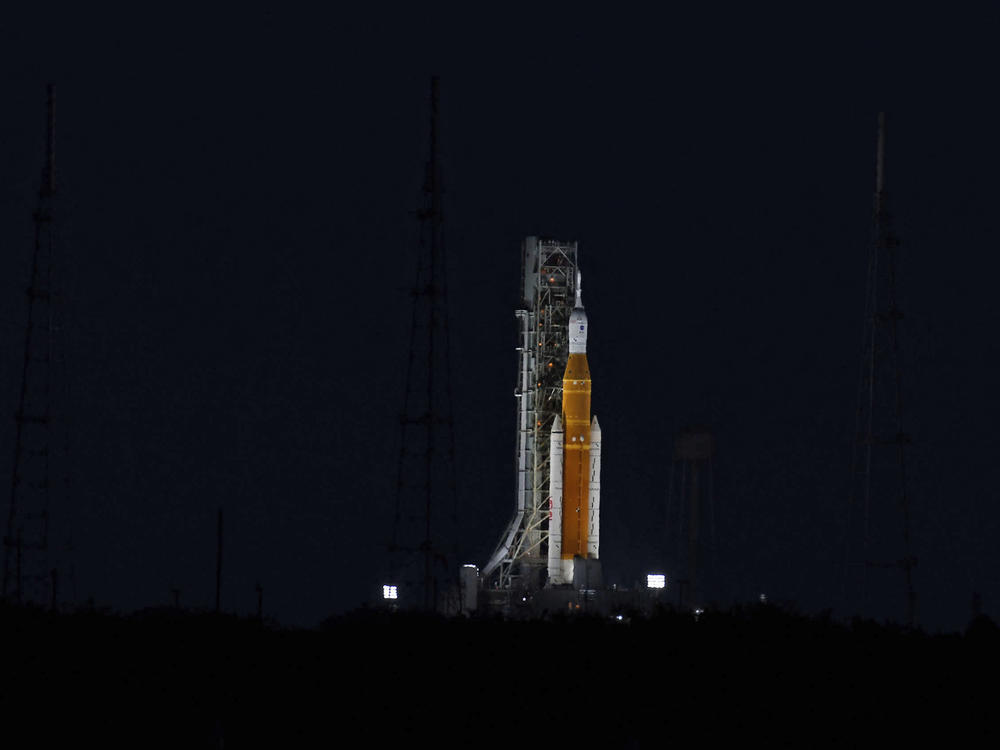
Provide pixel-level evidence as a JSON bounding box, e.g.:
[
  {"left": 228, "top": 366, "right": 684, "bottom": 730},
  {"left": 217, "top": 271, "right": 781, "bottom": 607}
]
[{"left": 215, "top": 507, "right": 223, "bottom": 613}]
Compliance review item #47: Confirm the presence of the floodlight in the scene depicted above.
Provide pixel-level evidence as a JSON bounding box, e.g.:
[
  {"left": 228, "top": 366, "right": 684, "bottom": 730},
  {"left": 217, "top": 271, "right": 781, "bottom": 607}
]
[
  {"left": 382, "top": 584, "right": 398, "bottom": 600},
  {"left": 646, "top": 574, "right": 666, "bottom": 589}
]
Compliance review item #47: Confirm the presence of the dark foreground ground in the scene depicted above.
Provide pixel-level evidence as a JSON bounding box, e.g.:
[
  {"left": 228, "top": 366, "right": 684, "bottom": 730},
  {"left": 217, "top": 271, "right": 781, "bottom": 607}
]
[{"left": 2, "top": 601, "right": 997, "bottom": 746}]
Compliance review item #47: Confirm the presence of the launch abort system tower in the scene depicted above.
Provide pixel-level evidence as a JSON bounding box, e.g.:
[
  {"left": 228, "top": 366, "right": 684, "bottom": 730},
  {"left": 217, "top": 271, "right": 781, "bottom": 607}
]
[{"left": 483, "top": 237, "right": 579, "bottom": 590}]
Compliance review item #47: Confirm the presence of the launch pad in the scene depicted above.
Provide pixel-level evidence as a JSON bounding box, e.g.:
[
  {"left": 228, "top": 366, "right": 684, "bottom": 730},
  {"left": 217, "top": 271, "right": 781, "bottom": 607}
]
[
  {"left": 482, "top": 237, "right": 603, "bottom": 600},
  {"left": 385, "top": 234, "right": 628, "bottom": 616}
]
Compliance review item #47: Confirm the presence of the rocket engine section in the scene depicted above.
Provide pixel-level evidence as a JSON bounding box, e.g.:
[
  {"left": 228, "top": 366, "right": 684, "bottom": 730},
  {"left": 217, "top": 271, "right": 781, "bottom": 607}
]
[{"left": 547, "top": 272, "right": 602, "bottom": 587}]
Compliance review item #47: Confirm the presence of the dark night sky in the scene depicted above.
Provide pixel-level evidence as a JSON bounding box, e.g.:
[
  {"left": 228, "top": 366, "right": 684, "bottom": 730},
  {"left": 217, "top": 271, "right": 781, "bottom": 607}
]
[{"left": 1, "top": 6, "right": 998, "bottom": 629}]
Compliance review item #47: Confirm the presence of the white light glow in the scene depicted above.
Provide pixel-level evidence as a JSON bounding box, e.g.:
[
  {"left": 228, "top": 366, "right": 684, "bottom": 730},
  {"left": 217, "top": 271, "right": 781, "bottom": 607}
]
[
  {"left": 383, "top": 585, "right": 398, "bottom": 600},
  {"left": 647, "top": 574, "right": 666, "bottom": 589}
]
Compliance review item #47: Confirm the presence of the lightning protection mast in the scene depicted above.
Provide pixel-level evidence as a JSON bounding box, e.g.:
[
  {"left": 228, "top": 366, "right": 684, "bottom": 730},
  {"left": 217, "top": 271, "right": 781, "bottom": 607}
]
[
  {"left": 845, "top": 112, "right": 917, "bottom": 628},
  {"left": 389, "top": 76, "right": 459, "bottom": 613},
  {"left": 3, "top": 85, "right": 59, "bottom": 605}
]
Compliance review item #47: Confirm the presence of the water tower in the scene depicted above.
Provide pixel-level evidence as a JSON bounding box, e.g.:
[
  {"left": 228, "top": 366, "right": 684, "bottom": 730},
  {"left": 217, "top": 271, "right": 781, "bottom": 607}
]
[{"left": 666, "top": 427, "right": 715, "bottom": 609}]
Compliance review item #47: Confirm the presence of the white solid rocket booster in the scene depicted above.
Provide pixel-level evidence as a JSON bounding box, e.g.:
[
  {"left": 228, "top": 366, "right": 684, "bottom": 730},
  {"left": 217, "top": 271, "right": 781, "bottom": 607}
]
[
  {"left": 588, "top": 415, "right": 601, "bottom": 560},
  {"left": 547, "top": 415, "right": 564, "bottom": 583}
]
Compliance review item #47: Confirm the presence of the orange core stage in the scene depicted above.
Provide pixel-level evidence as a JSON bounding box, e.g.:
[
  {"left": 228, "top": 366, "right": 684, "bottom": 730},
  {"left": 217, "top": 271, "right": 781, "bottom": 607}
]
[{"left": 561, "top": 352, "right": 591, "bottom": 558}]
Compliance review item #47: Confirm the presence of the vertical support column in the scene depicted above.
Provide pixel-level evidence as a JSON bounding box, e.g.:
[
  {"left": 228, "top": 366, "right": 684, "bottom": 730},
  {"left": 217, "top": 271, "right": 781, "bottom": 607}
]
[{"left": 515, "top": 310, "right": 532, "bottom": 515}]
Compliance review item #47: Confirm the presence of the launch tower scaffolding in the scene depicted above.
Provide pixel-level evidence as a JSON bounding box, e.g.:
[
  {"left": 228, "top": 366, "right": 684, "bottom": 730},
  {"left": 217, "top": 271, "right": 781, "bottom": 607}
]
[{"left": 484, "top": 237, "right": 578, "bottom": 590}]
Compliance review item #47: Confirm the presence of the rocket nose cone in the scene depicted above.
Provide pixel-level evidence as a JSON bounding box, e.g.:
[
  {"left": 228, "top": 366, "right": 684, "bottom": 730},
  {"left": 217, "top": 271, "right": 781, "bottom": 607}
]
[
  {"left": 590, "top": 415, "right": 601, "bottom": 434},
  {"left": 552, "top": 414, "right": 563, "bottom": 432}
]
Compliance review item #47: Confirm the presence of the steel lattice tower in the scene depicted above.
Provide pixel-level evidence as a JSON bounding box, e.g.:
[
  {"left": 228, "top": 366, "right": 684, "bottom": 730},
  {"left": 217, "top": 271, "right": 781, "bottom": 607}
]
[
  {"left": 845, "top": 112, "right": 917, "bottom": 627},
  {"left": 389, "top": 77, "right": 459, "bottom": 612},
  {"left": 483, "top": 237, "right": 579, "bottom": 591},
  {"left": 3, "top": 85, "right": 58, "bottom": 605}
]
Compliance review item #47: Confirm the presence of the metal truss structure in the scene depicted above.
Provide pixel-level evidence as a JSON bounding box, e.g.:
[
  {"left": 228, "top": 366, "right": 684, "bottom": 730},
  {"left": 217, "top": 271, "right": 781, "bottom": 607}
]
[
  {"left": 389, "top": 77, "right": 459, "bottom": 612},
  {"left": 845, "top": 113, "right": 916, "bottom": 628},
  {"left": 4, "top": 86, "right": 57, "bottom": 605},
  {"left": 483, "top": 237, "right": 578, "bottom": 590}
]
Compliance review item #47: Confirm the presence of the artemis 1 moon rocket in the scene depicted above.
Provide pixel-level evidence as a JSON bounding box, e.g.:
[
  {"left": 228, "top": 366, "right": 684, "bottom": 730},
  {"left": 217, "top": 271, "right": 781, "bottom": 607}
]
[{"left": 547, "top": 271, "right": 601, "bottom": 586}]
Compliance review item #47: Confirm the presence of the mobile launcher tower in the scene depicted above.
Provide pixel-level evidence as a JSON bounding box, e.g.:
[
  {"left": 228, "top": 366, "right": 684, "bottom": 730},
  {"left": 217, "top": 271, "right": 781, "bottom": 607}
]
[{"left": 483, "top": 237, "right": 602, "bottom": 598}]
